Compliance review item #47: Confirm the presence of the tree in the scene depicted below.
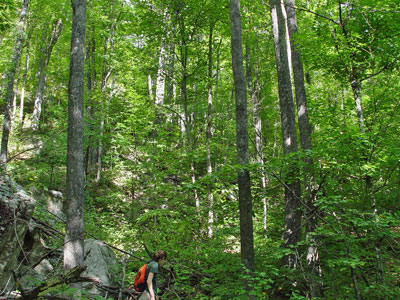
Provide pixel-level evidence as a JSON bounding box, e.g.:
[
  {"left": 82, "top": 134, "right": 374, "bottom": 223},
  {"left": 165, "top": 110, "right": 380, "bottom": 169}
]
[
  {"left": 269, "top": 0, "right": 301, "bottom": 269},
  {"left": 31, "top": 18, "right": 62, "bottom": 131},
  {"left": 64, "top": 0, "right": 85, "bottom": 293},
  {"left": 285, "top": 0, "right": 323, "bottom": 297},
  {"left": 0, "top": 0, "right": 29, "bottom": 172},
  {"left": 206, "top": 22, "right": 215, "bottom": 238},
  {"left": 230, "top": 0, "right": 255, "bottom": 295}
]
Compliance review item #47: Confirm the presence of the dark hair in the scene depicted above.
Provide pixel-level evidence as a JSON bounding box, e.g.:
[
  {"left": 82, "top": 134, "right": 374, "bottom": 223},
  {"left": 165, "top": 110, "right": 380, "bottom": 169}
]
[{"left": 152, "top": 250, "right": 167, "bottom": 262}]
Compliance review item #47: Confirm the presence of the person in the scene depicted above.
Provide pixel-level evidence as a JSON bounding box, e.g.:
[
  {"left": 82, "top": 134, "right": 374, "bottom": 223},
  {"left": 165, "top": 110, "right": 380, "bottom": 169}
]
[{"left": 139, "top": 250, "right": 167, "bottom": 300}]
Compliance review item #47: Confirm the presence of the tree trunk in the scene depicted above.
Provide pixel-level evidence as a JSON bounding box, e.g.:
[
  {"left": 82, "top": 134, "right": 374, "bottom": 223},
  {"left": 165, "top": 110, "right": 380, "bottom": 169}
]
[
  {"left": 206, "top": 24, "right": 214, "bottom": 238},
  {"left": 245, "top": 41, "right": 268, "bottom": 238},
  {"left": 64, "top": 3, "right": 86, "bottom": 295},
  {"left": 349, "top": 72, "right": 365, "bottom": 132},
  {"left": 155, "top": 39, "right": 167, "bottom": 106},
  {"left": 230, "top": 0, "right": 255, "bottom": 296},
  {"left": 166, "top": 40, "right": 176, "bottom": 105},
  {"left": 0, "top": 0, "right": 29, "bottom": 172},
  {"left": 285, "top": 0, "right": 323, "bottom": 297},
  {"left": 85, "top": 25, "right": 98, "bottom": 176},
  {"left": 96, "top": 0, "right": 115, "bottom": 183},
  {"left": 12, "top": 60, "right": 21, "bottom": 119},
  {"left": 32, "top": 19, "right": 63, "bottom": 131},
  {"left": 147, "top": 73, "right": 154, "bottom": 101},
  {"left": 270, "top": 0, "right": 301, "bottom": 269},
  {"left": 19, "top": 43, "right": 30, "bottom": 125}
]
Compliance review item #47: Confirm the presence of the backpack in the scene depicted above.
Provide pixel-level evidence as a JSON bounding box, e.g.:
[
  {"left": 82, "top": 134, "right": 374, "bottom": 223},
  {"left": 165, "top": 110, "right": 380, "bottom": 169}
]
[{"left": 134, "top": 263, "right": 148, "bottom": 292}]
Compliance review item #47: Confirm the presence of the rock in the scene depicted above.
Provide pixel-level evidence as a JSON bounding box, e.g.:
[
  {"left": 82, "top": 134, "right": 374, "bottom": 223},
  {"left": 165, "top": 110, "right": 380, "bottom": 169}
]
[
  {"left": 0, "top": 175, "right": 36, "bottom": 291},
  {"left": 18, "top": 220, "right": 62, "bottom": 289},
  {"left": 82, "top": 239, "right": 120, "bottom": 296},
  {"left": 47, "top": 190, "right": 65, "bottom": 222},
  {"left": 0, "top": 176, "right": 121, "bottom": 298}
]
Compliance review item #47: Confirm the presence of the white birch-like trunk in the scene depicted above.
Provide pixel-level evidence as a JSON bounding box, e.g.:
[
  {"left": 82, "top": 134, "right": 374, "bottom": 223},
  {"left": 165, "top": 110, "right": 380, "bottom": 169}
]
[
  {"left": 12, "top": 62, "right": 21, "bottom": 118},
  {"left": 155, "top": 40, "right": 167, "bottom": 106},
  {"left": 147, "top": 73, "right": 153, "bottom": 101}
]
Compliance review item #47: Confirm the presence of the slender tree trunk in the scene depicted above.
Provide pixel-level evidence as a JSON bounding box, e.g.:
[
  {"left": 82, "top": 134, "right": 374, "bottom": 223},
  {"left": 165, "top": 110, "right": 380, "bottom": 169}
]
[
  {"left": 0, "top": 0, "right": 29, "bottom": 172},
  {"left": 96, "top": 98, "right": 105, "bottom": 182},
  {"left": 12, "top": 60, "right": 21, "bottom": 118},
  {"left": 155, "top": 40, "right": 167, "bottom": 106},
  {"left": 270, "top": 0, "right": 301, "bottom": 269},
  {"left": 85, "top": 26, "right": 98, "bottom": 176},
  {"left": 32, "top": 19, "right": 63, "bottom": 131},
  {"left": 245, "top": 41, "right": 268, "bottom": 238},
  {"left": 285, "top": 0, "right": 323, "bottom": 296},
  {"left": 64, "top": 3, "right": 86, "bottom": 296},
  {"left": 206, "top": 24, "right": 214, "bottom": 238},
  {"left": 166, "top": 40, "right": 176, "bottom": 104},
  {"left": 181, "top": 43, "right": 199, "bottom": 217},
  {"left": 147, "top": 73, "right": 154, "bottom": 102},
  {"left": 349, "top": 72, "right": 365, "bottom": 132},
  {"left": 96, "top": 0, "right": 115, "bottom": 183},
  {"left": 19, "top": 44, "right": 29, "bottom": 125},
  {"left": 230, "top": 0, "right": 255, "bottom": 295}
]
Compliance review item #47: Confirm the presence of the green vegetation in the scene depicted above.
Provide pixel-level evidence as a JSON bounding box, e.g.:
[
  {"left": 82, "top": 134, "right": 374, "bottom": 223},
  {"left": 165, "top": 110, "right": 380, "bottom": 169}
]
[{"left": 1, "top": 0, "right": 399, "bottom": 299}]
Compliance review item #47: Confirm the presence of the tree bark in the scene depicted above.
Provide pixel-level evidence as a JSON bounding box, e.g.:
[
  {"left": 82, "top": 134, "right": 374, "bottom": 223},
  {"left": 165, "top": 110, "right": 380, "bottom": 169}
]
[
  {"left": 32, "top": 19, "right": 63, "bottom": 131},
  {"left": 147, "top": 73, "right": 154, "bottom": 101},
  {"left": 270, "top": 0, "right": 301, "bottom": 269},
  {"left": 19, "top": 42, "right": 30, "bottom": 125},
  {"left": 230, "top": 0, "right": 255, "bottom": 295},
  {"left": 155, "top": 39, "right": 167, "bottom": 106},
  {"left": 206, "top": 24, "right": 214, "bottom": 238},
  {"left": 85, "top": 25, "right": 98, "bottom": 176},
  {"left": 64, "top": 3, "right": 86, "bottom": 296},
  {"left": 12, "top": 59, "right": 21, "bottom": 119},
  {"left": 285, "top": 0, "right": 323, "bottom": 297},
  {"left": 0, "top": 0, "right": 29, "bottom": 172},
  {"left": 245, "top": 41, "right": 268, "bottom": 238},
  {"left": 166, "top": 40, "right": 176, "bottom": 105}
]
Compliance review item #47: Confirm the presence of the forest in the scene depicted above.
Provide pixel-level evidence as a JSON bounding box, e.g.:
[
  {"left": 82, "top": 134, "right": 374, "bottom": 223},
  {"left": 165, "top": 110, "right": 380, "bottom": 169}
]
[{"left": 0, "top": 0, "right": 400, "bottom": 299}]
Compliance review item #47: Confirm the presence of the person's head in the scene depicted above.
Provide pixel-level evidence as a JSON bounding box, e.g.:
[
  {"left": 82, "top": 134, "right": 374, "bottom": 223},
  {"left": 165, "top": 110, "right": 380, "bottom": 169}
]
[{"left": 153, "top": 250, "right": 167, "bottom": 265}]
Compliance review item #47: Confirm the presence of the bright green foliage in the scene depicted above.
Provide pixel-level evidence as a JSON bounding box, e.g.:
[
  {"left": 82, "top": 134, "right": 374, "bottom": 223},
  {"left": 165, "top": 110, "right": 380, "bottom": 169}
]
[{"left": 1, "top": 0, "right": 400, "bottom": 299}]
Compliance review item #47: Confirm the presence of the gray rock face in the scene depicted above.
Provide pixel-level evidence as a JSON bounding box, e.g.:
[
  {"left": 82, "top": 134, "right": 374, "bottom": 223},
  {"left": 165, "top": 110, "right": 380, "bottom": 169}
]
[
  {"left": 83, "top": 239, "right": 120, "bottom": 296},
  {"left": 0, "top": 175, "right": 36, "bottom": 291},
  {"left": 0, "top": 177, "right": 121, "bottom": 298},
  {"left": 47, "top": 190, "right": 65, "bottom": 221}
]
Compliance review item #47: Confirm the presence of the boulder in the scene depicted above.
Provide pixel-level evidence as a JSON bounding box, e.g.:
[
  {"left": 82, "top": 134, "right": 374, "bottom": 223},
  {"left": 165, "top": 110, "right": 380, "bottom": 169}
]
[
  {"left": 82, "top": 239, "right": 120, "bottom": 296},
  {"left": 46, "top": 190, "right": 65, "bottom": 224}
]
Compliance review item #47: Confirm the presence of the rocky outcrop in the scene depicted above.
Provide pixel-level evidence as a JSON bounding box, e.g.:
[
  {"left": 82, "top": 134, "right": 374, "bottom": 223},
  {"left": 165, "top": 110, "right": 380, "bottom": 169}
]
[
  {"left": 0, "top": 175, "right": 36, "bottom": 291},
  {"left": 0, "top": 178, "right": 121, "bottom": 298}
]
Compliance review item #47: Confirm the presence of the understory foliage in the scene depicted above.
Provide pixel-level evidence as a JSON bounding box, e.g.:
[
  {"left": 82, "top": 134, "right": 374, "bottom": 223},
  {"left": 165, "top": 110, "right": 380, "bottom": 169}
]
[{"left": 1, "top": 0, "right": 400, "bottom": 299}]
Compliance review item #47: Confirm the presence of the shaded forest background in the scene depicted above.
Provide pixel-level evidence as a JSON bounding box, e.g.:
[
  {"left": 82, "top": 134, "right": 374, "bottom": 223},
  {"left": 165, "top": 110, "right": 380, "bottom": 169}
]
[{"left": 1, "top": 0, "right": 400, "bottom": 299}]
